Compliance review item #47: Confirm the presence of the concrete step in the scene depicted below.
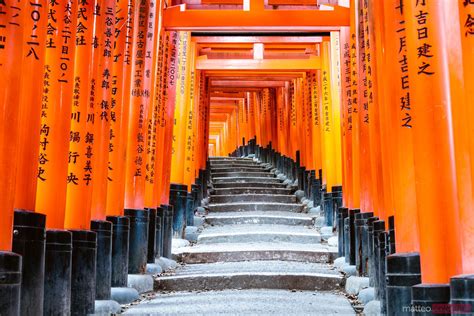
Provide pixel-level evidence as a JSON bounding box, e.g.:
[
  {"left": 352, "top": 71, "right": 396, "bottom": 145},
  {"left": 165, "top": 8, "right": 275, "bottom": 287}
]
[
  {"left": 124, "top": 289, "right": 355, "bottom": 315},
  {"left": 210, "top": 166, "right": 268, "bottom": 173},
  {"left": 208, "top": 202, "right": 303, "bottom": 213},
  {"left": 173, "top": 242, "right": 337, "bottom": 264},
  {"left": 197, "top": 224, "right": 321, "bottom": 244},
  {"left": 213, "top": 176, "right": 281, "bottom": 184},
  {"left": 211, "top": 171, "right": 275, "bottom": 178},
  {"left": 208, "top": 157, "right": 253, "bottom": 161},
  {"left": 213, "top": 187, "right": 293, "bottom": 195},
  {"left": 205, "top": 211, "right": 312, "bottom": 226},
  {"left": 210, "top": 161, "right": 258, "bottom": 167},
  {"left": 154, "top": 261, "right": 343, "bottom": 292},
  {"left": 210, "top": 194, "right": 296, "bottom": 204},
  {"left": 212, "top": 182, "right": 288, "bottom": 189}
]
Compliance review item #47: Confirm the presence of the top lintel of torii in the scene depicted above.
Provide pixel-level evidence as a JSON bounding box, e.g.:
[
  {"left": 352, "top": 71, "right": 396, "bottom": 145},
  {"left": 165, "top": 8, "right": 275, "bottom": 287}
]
[{"left": 162, "top": 0, "right": 350, "bottom": 30}]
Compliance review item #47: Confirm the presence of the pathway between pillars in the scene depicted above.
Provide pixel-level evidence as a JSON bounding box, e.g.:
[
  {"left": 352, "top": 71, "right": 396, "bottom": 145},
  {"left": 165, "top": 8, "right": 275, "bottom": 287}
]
[{"left": 125, "top": 157, "right": 354, "bottom": 315}]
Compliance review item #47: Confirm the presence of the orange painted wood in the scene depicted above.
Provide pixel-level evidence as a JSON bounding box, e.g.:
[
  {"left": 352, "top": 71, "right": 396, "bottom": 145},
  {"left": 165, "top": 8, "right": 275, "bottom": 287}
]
[
  {"left": 35, "top": 0, "right": 77, "bottom": 229},
  {"left": 124, "top": 0, "right": 150, "bottom": 210},
  {"left": 0, "top": 0, "right": 25, "bottom": 250},
  {"left": 163, "top": 4, "right": 349, "bottom": 29},
  {"left": 456, "top": 0, "right": 474, "bottom": 274},
  {"left": 14, "top": 0, "right": 47, "bottom": 211},
  {"left": 349, "top": 0, "right": 360, "bottom": 208},
  {"left": 64, "top": 0, "right": 96, "bottom": 229},
  {"left": 339, "top": 27, "right": 351, "bottom": 207},
  {"left": 143, "top": 0, "right": 162, "bottom": 209},
  {"left": 106, "top": 0, "right": 134, "bottom": 216},
  {"left": 405, "top": 0, "right": 463, "bottom": 283},
  {"left": 160, "top": 31, "right": 179, "bottom": 205}
]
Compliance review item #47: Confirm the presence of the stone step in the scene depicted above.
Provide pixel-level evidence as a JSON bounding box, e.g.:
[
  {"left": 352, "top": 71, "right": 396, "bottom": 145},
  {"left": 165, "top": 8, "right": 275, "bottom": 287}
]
[
  {"left": 124, "top": 289, "right": 355, "bottom": 315},
  {"left": 173, "top": 242, "right": 337, "bottom": 264},
  {"left": 211, "top": 171, "right": 275, "bottom": 178},
  {"left": 205, "top": 211, "right": 312, "bottom": 225},
  {"left": 210, "top": 194, "right": 296, "bottom": 204},
  {"left": 154, "top": 261, "right": 343, "bottom": 292},
  {"left": 213, "top": 176, "right": 281, "bottom": 184},
  {"left": 210, "top": 161, "right": 258, "bottom": 167},
  {"left": 210, "top": 166, "right": 268, "bottom": 173},
  {"left": 208, "top": 202, "right": 303, "bottom": 212},
  {"left": 212, "top": 182, "right": 288, "bottom": 189},
  {"left": 208, "top": 157, "right": 253, "bottom": 161},
  {"left": 197, "top": 224, "right": 321, "bottom": 244},
  {"left": 213, "top": 187, "right": 293, "bottom": 195}
]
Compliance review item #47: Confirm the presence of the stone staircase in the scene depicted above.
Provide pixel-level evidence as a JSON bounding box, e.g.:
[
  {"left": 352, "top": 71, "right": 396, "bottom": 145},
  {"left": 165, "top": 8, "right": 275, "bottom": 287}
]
[{"left": 125, "top": 157, "right": 355, "bottom": 315}]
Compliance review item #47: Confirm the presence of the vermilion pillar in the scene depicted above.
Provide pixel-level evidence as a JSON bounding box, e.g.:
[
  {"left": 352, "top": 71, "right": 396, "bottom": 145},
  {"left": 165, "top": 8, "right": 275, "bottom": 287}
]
[
  {"left": 124, "top": 0, "right": 150, "bottom": 210},
  {"left": 0, "top": 1, "right": 24, "bottom": 250},
  {"left": 106, "top": 0, "right": 134, "bottom": 216},
  {"left": 381, "top": 0, "right": 419, "bottom": 252},
  {"left": 455, "top": 0, "right": 474, "bottom": 274},
  {"left": 14, "top": 0, "right": 47, "bottom": 211},
  {"left": 64, "top": 0, "right": 95, "bottom": 229},
  {"left": 90, "top": 0, "right": 116, "bottom": 221},
  {"left": 405, "top": 0, "right": 463, "bottom": 282},
  {"left": 36, "top": 0, "right": 77, "bottom": 229}
]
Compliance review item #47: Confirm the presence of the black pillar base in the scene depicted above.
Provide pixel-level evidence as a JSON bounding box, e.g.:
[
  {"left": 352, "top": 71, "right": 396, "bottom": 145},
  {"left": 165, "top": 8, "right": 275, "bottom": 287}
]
[
  {"left": 450, "top": 274, "right": 474, "bottom": 315},
  {"left": 386, "top": 252, "right": 421, "bottom": 316},
  {"left": 186, "top": 192, "right": 194, "bottom": 226},
  {"left": 337, "top": 207, "right": 348, "bottom": 257},
  {"left": 367, "top": 216, "right": 379, "bottom": 287},
  {"left": 125, "top": 209, "right": 149, "bottom": 274},
  {"left": 169, "top": 184, "right": 188, "bottom": 239},
  {"left": 91, "top": 220, "right": 112, "bottom": 300},
  {"left": 43, "top": 230, "right": 72, "bottom": 315},
  {"left": 12, "top": 210, "right": 46, "bottom": 316},
  {"left": 156, "top": 207, "right": 164, "bottom": 258},
  {"left": 348, "top": 209, "right": 360, "bottom": 265},
  {"left": 161, "top": 204, "right": 174, "bottom": 259},
  {"left": 105, "top": 216, "right": 129, "bottom": 288},
  {"left": 70, "top": 230, "right": 97, "bottom": 316},
  {"left": 412, "top": 283, "right": 450, "bottom": 316},
  {"left": 354, "top": 212, "right": 374, "bottom": 276},
  {"left": 0, "top": 251, "right": 22, "bottom": 316},
  {"left": 147, "top": 208, "right": 157, "bottom": 264}
]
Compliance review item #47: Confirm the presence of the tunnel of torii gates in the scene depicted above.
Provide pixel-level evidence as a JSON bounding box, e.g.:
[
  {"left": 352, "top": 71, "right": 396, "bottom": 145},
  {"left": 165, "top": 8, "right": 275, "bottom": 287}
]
[{"left": 0, "top": 0, "right": 473, "bottom": 314}]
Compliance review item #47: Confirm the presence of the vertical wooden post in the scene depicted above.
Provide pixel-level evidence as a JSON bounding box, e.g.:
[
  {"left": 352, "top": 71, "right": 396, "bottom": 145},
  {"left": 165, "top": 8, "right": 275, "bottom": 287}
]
[
  {"left": 405, "top": 0, "right": 463, "bottom": 282},
  {"left": 64, "top": 0, "right": 95, "bottom": 229},
  {"left": 0, "top": 0, "right": 25, "bottom": 249},
  {"left": 106, "top": 0, "right": 134, "bottom": 216},
  {"left": 14, "top": 0, "right": 47, "bottom": 211},
  {"left": 124, "top": 0, "right": 150, "bottom": 210},
  {"left": 36, "top": 0, "right": 77, "bottom": 229}
]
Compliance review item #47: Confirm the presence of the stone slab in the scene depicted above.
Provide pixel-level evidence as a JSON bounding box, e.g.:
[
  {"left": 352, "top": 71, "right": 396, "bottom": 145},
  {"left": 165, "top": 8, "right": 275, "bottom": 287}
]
[
  {"left": 213, "top": 176, "right": 282, "bottom": 184},
  {"left": 213, "top": 187, "right": 292, "bottom": 195},
  {"left": 210, "top": 194, "right": 296, "bottom": 204},
  {"left": 213, "top": 182, "right": 288, "bottom": 188},
  {"left": 124, "top": 289, "right": 355, "bottom": 315},
  {"left": 209, "top": 202, "right": 303, "bottom": 212},
  {"left": 173, "top": 242, "right": 336, "bottom": 264},
  {"left": 205, "top": 211, "right": 313, "bottom": 226}
]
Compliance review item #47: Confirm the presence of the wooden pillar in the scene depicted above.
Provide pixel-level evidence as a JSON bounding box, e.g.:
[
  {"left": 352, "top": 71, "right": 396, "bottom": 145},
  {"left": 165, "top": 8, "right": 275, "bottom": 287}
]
[
  {"left": 36, "top": 0, "right": 77, "bottom": 229},
  {"left": 14, "top": 0, "right": 47, "bottom": 211},
  {"left": 405, "top": 0, "right": 463, "bottom": 282},
  {"left": 0, "top": 0, "right": 25, "bottom": 249}
]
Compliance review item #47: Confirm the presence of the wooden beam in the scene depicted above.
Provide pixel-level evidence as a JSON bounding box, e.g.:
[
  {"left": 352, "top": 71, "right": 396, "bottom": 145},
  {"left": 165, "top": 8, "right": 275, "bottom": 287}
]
[
  {"left": 163, "top": 3, "right": 349, "bottom": 29},
  {"left": 193, "top": 36, "right": 323, "bottom": 44},
  {"left": 196, "top": 55, "right": 320, "bottom": 70}
]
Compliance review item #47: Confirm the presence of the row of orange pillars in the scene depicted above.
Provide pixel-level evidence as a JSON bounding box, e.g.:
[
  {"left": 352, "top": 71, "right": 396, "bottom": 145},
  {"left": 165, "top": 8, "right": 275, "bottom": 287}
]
[{"left": 0, "top": 0, "right": 473, "bottom": 314}]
